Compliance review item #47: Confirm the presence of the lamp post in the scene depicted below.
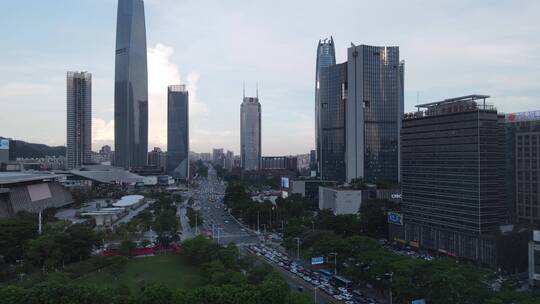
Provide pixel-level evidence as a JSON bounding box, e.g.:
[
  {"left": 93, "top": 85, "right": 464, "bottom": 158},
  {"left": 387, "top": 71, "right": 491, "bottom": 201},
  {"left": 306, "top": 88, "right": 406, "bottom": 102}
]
[
  {"left": 328, "top": 252, "right": 338, "bottom": 275},
  {"left": 293, "top": 237, "right": 301, "bottom": 260}
]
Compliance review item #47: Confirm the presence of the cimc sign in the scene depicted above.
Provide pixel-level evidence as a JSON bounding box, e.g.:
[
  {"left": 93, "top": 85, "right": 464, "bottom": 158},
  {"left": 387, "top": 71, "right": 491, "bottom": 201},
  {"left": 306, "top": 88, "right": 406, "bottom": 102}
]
[{"left": 387, "top": 212, "right": 403, "bottom": 225}]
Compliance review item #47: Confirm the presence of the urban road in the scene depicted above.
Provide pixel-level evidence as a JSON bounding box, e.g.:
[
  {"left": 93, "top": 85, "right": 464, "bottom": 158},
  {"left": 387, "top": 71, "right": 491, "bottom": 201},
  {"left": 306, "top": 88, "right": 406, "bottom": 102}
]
[{"left": 184, "top": 168, "right": 337, "bottom": 304}]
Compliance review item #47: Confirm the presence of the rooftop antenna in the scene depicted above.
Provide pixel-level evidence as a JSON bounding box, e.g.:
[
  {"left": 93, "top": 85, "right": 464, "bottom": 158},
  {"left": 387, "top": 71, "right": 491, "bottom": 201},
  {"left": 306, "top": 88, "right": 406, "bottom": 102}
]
[
  {"left": 243, "top": 81, "right": 245, "bottom": 99},
  {"left": 256, "top": 82, "right": 259, "bottom": 98}
]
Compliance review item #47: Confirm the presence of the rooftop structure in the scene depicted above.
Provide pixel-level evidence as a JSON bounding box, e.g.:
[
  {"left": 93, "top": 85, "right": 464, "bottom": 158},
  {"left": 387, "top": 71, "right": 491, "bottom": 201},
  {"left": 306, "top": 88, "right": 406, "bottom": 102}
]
[
  {"left": 69, "top": 165, "right": 144, "bottom": 184},
  {"left": 405, "top": 95, "right": 495, "bottom": 120},
  {"left": 113, "top": 194, "right": 145, "bottom": 208}
]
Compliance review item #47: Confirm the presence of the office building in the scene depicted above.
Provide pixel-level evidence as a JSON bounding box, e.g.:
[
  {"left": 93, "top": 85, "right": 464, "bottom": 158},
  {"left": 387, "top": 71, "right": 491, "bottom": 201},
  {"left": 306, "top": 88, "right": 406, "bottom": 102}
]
[
  {"left": 66, "top": 71, "right": 92, "bottom": 169},
  {"left": 167, "top": 85, "right": 189, "bottom": 179},
  {"left": 319, "top": 62, "right": 347, "bottom": 181},
  {"left": 393, "top": 95, "right": 506, "bottom": 265},
  {"left": 315, "top": 37, "right": 336, "bottom": 175},
  {"left": 346, "top": 44, "right": 404, "bottom": 183},
  {"left": 225, "top": 150, "right": 234, "bottom": 171},
  {"left": 261, "top": 156, "right": 298, "bottom": 171},
  {"left": 505, "top": 111, "right": 540, "bottom": 223},
  {"left": 147, "top": 147, "right": 166, "bottom": 172},
  {"left": 213, "top": 148, "right": 225, "bottom": 167},
  {"left": 114, "top": 0, "right": 148, "bottom": 169},
  {"left": 241, "top": 92, "right": 261, "bottom": 171},
  {"left": 0, "top": 138, "right": 11, "bottom": 164}
]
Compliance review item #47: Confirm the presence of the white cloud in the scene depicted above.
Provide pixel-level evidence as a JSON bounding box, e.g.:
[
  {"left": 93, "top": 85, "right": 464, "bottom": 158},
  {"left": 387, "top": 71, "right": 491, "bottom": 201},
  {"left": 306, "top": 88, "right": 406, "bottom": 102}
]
[
  {"left": 92, "top": 118, "right": 114, "bottom": 150},
  {"left": 147, "top": 43, "right": 207, "bottom": 149}
]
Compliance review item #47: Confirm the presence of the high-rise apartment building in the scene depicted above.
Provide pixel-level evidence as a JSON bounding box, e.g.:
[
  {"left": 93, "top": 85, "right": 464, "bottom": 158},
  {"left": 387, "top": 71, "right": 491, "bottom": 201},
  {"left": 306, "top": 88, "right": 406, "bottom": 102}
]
[
  {"left": 319, "top": 62, "right": 347, "bottom": 181},
  {"left": 346, "top": 44, "right": 404, "bottom": 183},
  {"left": 148, "top": 147, "right": 166, "bottom": 172},
  {"left": 66, "top": 71, "right": 92, "bottom": 169},
  {"left": 114, "top": 0, "right": 148, "bottom": 169},
  {"left": 392, "top": 95, "right": 506, "bottom": 265},
  {"left": 240, "top": 93, "right": 261, "bottom": 171},
  {"left": 166, "top": 85, "right": 189, "bottom": 179},
  {"left": 505, "top": 111, "right": 540, "bottom": 223},
  {"left": 315, "top": 37, "right": 336, "bottom": 174}
]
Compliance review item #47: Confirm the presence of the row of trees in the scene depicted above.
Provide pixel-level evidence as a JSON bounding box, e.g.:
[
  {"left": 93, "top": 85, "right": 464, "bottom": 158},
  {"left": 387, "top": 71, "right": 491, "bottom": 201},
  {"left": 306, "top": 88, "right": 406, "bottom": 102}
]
[
  {"left": 0, "top": 236, "right": 313, "bottom": 304},
  {"left": 282, "top": 211, "right": 540, "bottom": 304},
  {"left": 186, "top": 207, "right": 203, "bottom": 228}
]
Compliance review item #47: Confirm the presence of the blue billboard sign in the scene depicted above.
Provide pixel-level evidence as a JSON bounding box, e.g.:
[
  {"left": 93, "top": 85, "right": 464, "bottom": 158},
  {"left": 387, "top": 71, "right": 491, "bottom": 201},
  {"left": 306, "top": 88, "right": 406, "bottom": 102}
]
[
  {"left": 0, "top": 139, "right": 9, "bottom": 150},
  {"left": 411, "top": 300, "right": 426, "bottom": 304},
  {"left": 281, "top": 177, "right": 289, "bottom": 189},
  {"left": 311, "top": 256, "right": 324, "bottom": 265},
  {"left": 388, "top": 212, "right": 403, "bottom": 226}
]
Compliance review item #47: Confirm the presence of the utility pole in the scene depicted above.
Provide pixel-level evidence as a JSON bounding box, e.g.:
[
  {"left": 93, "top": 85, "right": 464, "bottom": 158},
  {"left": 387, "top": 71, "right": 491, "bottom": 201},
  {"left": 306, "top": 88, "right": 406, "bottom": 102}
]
[
  {"left": 38, "top": 211, "right": 42, "bottom": 234},
  {"left": 257, "top": 211, "right": 260, "bottom": 234},
  {"left": 195, "top": 212, "right": 198, "bottom": 234},
  {"left": 329, "top": 252, "right": 338, "bottom": 275},
  {"left": 295, "top": 237, "right": 300, "bottom": 260}
]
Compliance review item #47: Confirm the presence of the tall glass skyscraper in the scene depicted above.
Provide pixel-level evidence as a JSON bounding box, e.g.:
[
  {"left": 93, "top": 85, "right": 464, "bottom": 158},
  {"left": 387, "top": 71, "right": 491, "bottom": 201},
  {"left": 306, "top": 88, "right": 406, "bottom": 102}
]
[
  {"left": 319, "top": 63, "right": 347, "bottom": 182},
  {"left": 66, "top": 71, "right": 92, "bottom": 170},
  {"left": 346, "top": 44, "right": 404, "bottom": 183},
  {"left": 167, "top": 85, "right": 189, "bottom": 179},
  {"left": 315, "top": 37, "right": 336, "bottom": 174},
  {"left": 241, "top": 93, "right": 261, "bottom": 171},
  {"left": 114, "top": 0, "right": 148, "bottom": 169}
]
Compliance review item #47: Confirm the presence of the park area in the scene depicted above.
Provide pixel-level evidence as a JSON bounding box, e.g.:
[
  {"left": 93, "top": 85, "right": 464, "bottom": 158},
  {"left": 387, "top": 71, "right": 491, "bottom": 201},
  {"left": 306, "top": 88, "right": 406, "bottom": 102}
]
[{"left": 76, "top": 254, "right": 205, "bottom": 293}]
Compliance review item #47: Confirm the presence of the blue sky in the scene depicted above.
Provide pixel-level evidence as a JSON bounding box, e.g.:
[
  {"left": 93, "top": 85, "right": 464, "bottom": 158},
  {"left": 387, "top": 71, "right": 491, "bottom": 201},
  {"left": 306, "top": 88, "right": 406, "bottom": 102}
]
[{"left": 1, "top": 0, "right": 539, "bottom": 155}]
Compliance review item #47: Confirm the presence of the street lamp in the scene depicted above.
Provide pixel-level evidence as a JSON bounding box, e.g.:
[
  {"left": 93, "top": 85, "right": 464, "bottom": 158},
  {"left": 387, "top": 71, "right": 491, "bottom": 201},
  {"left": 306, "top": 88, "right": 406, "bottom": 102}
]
[
  {"left": 328, "top": 252, "right": 338, "bottom": 275},
  {"left": 381, "top": 272, "right": 394, "bottom": 304},
  {"left": 293, "top": 237, "right": 301, "bottom": 260},
  {"left": 313, "top": 284, "right": 321, "bottom": 304}
]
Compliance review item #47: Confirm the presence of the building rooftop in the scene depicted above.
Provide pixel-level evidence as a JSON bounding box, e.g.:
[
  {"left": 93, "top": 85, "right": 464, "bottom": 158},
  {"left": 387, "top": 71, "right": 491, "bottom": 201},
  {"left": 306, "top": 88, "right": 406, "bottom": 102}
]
[
  {"left": 113, "top": 195, "right": 144, "bottom": 207},
  {"left": 0, "top": 172, "right": 65, "bottom": 185},
  {"left": 69, "top": 165, "right": 143, "bottom": 184},
  {"left": 405, "top": 95, "right": 496, "bottom": 120}
]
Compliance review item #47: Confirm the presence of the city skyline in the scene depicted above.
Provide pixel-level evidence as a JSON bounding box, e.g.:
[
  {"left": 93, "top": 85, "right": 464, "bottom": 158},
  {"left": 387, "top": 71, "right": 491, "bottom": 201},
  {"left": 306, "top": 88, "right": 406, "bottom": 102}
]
[{"left": 1, "top": 0, "right": 539, "bottom": 155}]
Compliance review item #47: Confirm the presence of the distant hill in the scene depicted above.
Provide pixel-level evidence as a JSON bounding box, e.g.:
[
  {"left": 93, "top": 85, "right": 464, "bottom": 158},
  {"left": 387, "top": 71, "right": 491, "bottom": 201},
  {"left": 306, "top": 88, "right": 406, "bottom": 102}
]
[{"left": 0, "top": 137, "right": 66, "bottom": 158}]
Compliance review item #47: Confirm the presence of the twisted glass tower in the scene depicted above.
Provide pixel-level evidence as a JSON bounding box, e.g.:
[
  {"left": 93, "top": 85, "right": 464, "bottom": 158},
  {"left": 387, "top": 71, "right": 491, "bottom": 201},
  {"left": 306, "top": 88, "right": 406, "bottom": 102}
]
[
  {"left": 315, "top": 37, "right": 336, "bottom": 176},
  {"left": 114, "top": 0, "right": 148, "bottom": 168}
]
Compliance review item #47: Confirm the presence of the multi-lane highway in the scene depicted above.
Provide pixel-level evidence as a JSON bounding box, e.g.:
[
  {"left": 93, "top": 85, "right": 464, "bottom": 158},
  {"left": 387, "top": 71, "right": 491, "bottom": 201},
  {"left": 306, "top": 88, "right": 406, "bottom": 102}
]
[{"left": 190, "top": 167, "right": 258, "bottom": 246}]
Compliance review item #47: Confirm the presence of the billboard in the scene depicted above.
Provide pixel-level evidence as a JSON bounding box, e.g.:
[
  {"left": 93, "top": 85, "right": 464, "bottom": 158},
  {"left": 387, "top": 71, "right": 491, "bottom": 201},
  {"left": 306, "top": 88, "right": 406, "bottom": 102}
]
[
  {"left": 506, "top": 111, "right": 540, "bottom": 123},
  {"left": 534, "top": 230, "right": 540, "bottom": 242},
  {"left": 311, "top": 256, "right": 324, "bottom": 265},
  {"left": 281, "top": 177, "right": 290, "bottom": 189},
  {"left": 387, "top": 212, "right": 403, "bottom": 225},
  {"left": 411, "top": 300, "right": 426, "bottom": 304},
  {"left": 0, "top": 139, "right": 9, "bottom": 150}
]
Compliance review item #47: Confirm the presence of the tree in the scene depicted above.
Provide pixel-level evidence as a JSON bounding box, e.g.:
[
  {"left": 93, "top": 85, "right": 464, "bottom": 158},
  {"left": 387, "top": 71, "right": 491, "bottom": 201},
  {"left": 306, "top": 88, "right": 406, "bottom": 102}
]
[{"left": 0, "top": 216, "right": 37, "bottom": 263}]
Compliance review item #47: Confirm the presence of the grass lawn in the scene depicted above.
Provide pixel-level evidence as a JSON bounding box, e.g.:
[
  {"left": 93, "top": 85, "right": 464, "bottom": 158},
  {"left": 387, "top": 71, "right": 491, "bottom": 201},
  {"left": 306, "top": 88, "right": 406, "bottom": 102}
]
[{"left": 76, "top": 254, "right": 205, "bottom": 293}]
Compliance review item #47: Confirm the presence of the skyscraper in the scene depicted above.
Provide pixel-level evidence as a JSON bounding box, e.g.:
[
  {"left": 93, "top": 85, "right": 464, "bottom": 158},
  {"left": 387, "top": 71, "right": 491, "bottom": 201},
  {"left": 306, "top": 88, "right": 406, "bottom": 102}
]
[
  {"left": 114, "top": 0, "right": 148, "bottom": 169},
  {"left": 66, "top": 71, "right": 92, "bottom": 170},
  {"left": 315, "top": 37, "right": 336, "bottom": 174},
  {"left": 392, "top": 95, "right": 506, "bottom": 265},
  {"left": 319, "top": 62, "right": 347, "bottom": 181},
  {"left": 241, "top": 90, "right": 261, "bottom": 171},
  {"left": 346, "top": 44, "right": 404, "bottom": 183},
  {"left": 167, "top": 85, "right": 189, "bottom": 179}
]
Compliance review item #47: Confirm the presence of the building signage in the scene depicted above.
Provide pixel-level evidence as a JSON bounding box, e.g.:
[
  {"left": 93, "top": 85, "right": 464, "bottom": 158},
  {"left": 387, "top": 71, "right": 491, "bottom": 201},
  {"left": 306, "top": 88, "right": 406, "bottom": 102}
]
[
  {"left": 0, "top": 139, "right": 9, "bottom": 150},
  {"left": 387, "top": 212, "right": 403, "bottom": 225},
  {"left": 534, "top": 230, "right": 540, "bottom": 242},
  {"left": 281, "top": 177, "right": 289, "bottom": 189},
  {"left": 506, "top": 111, "right": 540, "bottom": 123},
  {"left": 391, "top": 193, "right": 402, "bottom": 199},
  {"left": 311, "top": 256, "right": 324, "bottom": 265},
  {"left": 411, "top": 300, "right": 426, "bottom": 304}
]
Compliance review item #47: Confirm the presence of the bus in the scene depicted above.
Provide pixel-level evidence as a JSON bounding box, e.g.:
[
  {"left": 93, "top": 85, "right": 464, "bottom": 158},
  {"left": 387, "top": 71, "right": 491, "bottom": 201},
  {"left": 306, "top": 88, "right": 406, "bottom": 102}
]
[
  {"left": 332, "top": 275, "right": 352, "bottom": 288},
  {"left": 319, "top": 269, "right": 333, "bottom": 278}
]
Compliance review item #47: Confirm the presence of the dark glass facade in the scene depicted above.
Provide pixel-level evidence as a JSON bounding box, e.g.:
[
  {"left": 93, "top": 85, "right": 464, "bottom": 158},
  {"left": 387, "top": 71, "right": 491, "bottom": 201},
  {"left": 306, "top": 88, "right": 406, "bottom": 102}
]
[
  {"left": 505, "top": 111, "right": 540, "bottom": 223},
  {"left": 319, "top": 63, "right": 347, "bottom": 182},
  {"left": 346, "top": 45, "right": 403, "bottom": 183},
  {"left": 315, "top": 37, "right": 336, "bottom": 174},
  {"left": 114, "top": 0, "right": 148, "bottom": 168},
  {"left": 395, "top": 96, "right": 506, "bottom": 265},
  {"left": 240, "top": 97, "right": 261, "bottom": 171},
  {"left": 167, "top": 86, "right": 189, "bottom": 179}
]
